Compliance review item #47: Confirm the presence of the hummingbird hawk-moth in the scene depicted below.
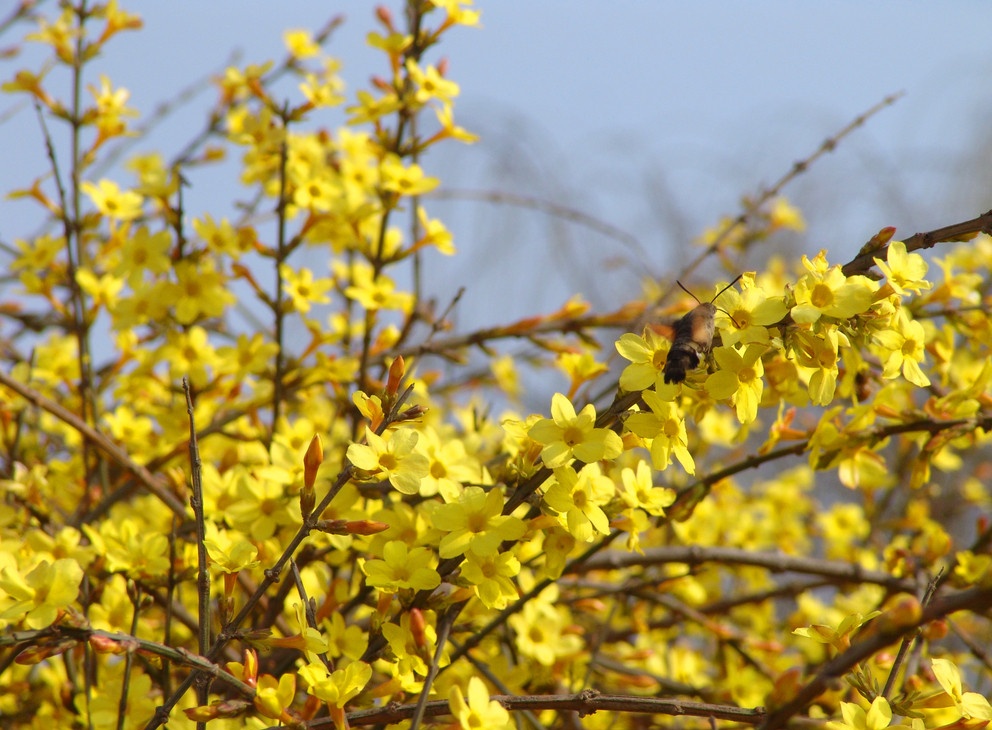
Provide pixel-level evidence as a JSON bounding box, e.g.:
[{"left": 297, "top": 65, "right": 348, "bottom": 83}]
[{"left": 663, "top": 275, "right": 742, "bottom": 384}]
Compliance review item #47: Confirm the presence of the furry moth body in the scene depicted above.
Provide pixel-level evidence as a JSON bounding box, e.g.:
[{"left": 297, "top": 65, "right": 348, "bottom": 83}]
[
  {"left": 662, "top": 275, "right": 741, "bottom": 384},
  {"left": 663, "top": 302, "right": 717, "bottom": 384}
]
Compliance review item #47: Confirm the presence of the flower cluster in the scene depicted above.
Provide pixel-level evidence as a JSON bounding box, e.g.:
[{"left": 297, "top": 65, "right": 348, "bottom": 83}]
[{"left": 1, "top": 2, "right": 990, "bottom": 730}]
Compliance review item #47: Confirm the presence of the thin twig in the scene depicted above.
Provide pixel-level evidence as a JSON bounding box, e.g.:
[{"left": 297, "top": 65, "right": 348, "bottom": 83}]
[
  {"left": 0, "top": 369, "right": 188, "bottom": 518},
  {"left": 182, "top": 377, "right": 212, "bottom": 714},
  {"left": 759, "top": 585, "right": 992, "bottom": 730}
]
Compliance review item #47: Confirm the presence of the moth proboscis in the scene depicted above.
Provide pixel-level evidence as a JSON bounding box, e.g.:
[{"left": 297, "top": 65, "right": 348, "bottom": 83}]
[{"left": 662, "top": 275, "right": 742, "bottom": 384}]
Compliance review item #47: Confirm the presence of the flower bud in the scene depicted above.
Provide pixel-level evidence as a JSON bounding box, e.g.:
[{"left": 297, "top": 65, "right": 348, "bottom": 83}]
[{"left": 386, "top": 356, "right": 405, "bottom": 397}]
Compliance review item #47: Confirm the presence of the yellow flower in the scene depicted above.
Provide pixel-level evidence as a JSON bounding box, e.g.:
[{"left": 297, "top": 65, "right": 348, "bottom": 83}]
[
  {"left": 416, "top": 426, "right": 479, "bottom": 500},
  {"left": 253, "top": 673, "right": 296, "bottom": 720},
  {"left": 299, "top": 660, "right": 372, "bottom": 708},
  {"left": 557, "top": 351, "right": 608, "bottom": 398},
  {"left": 224, "top": 466, "right": 298, "bottom": 541},
  {"left": 433, "top": 102, "right": 480, "bottom": 143},
  {"left": 620, "top": 460, "right": 676, "bottom": 517},
  {"left": 362, "top": 540, "right": 440, "bottom": 592},
  {"left": 433, "top": 486, "right": 525, "bottom": 558},
  {"left": 284, "top": 28, "right": 320, "bottom": 58},
  {"left": 872, "top": 309, "right": 930, "bottom": 387},
  {"left": 449, "top": 678, "right": 511, "bottom": 730},
  {"left": 173, "top": 259, "right": 236, "bottom": 324},
  {"left": 528, "top": 392, "right": 623, "bottom": 467},
  {"left": 81, "top": 179, "right": 142, "bottom": 221},
  {"left": 792, "top": 326, "right": 845, "bottom": 406},
  {"left": 706, "top": 344, "right": 766, "bottom": 424},
  {"left": 405, "top": 59, "right": 461, "bottom": 105},
  {"left": 624, "top": 389, "right": 695, "bottom": 474},
  {"left": 461, "top": 550, "right": 520, "bottom": 608},
  {"left": 768, "top": 196, "right": 806, "bottom": 232},
  {"left": 116, "top": 225, "right": 171, "bottom": 284},
  {"left": 791, "top": 252, "right": 876, "bottom": 324},
  {"left": 379, "top": 154, "right": 439, "bottom": 197},
  {"left": 0, "top": 558, "right": 83, "bottom": 629},
  {"left": 616, "top": 328, "right": 671, "bottom": 391},
  {"left": 874, "top": 240, "right": 931, "bottom": 296},
  {"left": 347, "top": 427, "right": 429, "bottom": 495},
  {"left": 931, "top": 657, "right": 992, "bottom": 721},
  {"left": 87, "top": 74, "right": 137, "bottom": 137},
  {"left": 343, "top": 263, "right": 414, "bottom": 313},
  {"left": 193, "top": 214, "right": 254, "bottom": 258},
  {"left": 716, "top": 273, "right": 788, "bottom": 346},
  {"left": 75, "top": 268, "right": 124, "bottom": 310},
  {"left": 432, "top": 0, "right": 482, "bottom": 28},
  {"left": 202, "top": 523, "right": 259, "bottom": 575},
  {"left": 508, "top": 599, "right": 583, "bottom": 666},
  {"left": 826, "top": 697, "right": 910, "bottom": 730},
  {"left": 543, "top": 464, "right": 614, "bottom": 542},
  {"left": 281, "top": 263, "right": 333, "bottom": 314},
  {"left": 217, "top": 332, "right": 280, "bottom": 379}
]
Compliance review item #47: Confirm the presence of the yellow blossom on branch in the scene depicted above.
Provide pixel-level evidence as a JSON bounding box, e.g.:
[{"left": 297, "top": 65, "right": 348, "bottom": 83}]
[
  {"left": 81, "top": 179, "right": 143, "bottom": 221},
  {"left": 283, "top": 28, "right": 320, "bottom": 59},
  {"left": 715, "top": 273, "right": 788, "bottom": 346},
  {"left": 461, "top": 550, "right": 520, "bottom": 608},
  {"left": 872, "top": 309, "right": 930, "bottom": 387},
  {"left": 874, "top": 240, "right": 932, "bottom": 296},
  {"left": 433, "top": 486, "right": 525, "bottom": 558},
  {"left": 791, "top": 252, "right": 877, "bottom": 324},
  {"left": 449, "top": 677, "right": 511, "bottom": 730},
  {"left": 768, "top": 196, "right": 806, "bottom": 232},
  {"left": 347, "top": 427, "right": 429, "bottom": 495},
  {"left": 624, "top": 389, "right": 695, "bottom": 474},
  {"left": 620, "top": 460, "right": 676, "bottom": 517},
  {"left": 0, "top": 558, "right": 83, "bottom": 629},
  {"left": 616, "top": 327, "right": 671, "bottom": 391},
  {"left": 930, "top": 657, "right": 992, "bottom": 721},
  {"left": 343, "top": 263, "right": 414, "bottom": 313},
  {"left": 706, "top": 343, "right": 766, "bottom": 424},
  {"left": 253, "top": 673, "right": 296, "bottom": 720},
  {"left": 281, "top": 263, "right": 333, "bottom": 314},
  {"left": 543, "top": 464, "right": 614, "bottom": 542},
  {"left": 826, "top": 697, "right": 911, "bottom": 730},
  {"left": 379, "top": 154, "right": 439, "bottom": 197},
  {"left": 528, "top": 392, "right": 623, "bottom": 468},
  {"left": 361, "top": 540, "right": 440, "bottom": 592}
]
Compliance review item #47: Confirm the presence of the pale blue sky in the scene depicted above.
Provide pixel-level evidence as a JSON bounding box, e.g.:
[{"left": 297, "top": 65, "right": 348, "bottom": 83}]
[{"left": 2, "top": 2, "right": 990, "bottom": 322}]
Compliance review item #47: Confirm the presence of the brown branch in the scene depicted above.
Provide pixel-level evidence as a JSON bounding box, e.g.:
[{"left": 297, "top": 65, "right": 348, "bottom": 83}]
[
  {"left": 679, "top": 92, "right": 904, "bottom": 284},
  {"left": 333, "top": 691, "right": 766, "bottom": 729},
  {"left": 841, "top": 208, "right": 992, "bottom": 277},
  {"left": 0, "top": 369, "right": 189, "bottom": 519},
  {"left": 760, "top": 584, "right": 992, "bottom": 730},
  {"left": 378, "top": 301, "right": 645, "bottom": 365},
  {"left": 579, "top": 546, "right": 918, "bottom": 593},
  {"left": 0, "top": 625, "right": 256, "bottom": 700},
  {"left": 429, "top": 188, "right": 647, "bottom": 260}
]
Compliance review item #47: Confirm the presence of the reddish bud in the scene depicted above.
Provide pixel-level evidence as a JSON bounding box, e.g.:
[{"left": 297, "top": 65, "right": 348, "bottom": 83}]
[
  {"left": 409, "top": 608, "right": 428, "bottom": 649},
  {"left": 922, "top": 618, "right": 949, "bottom": 641},
  {"left": 184, "top": 705, "right": 219, "bottom": 722},
  {"left": 89, "top": 634, "right": 136, "bottom": 655},
  {"left": 315, "top": 519, "right": 389, "bottom": 535},
  {"left": 303, "top": 434, "right": 323, "bottom": 490},
  {"left": 345, "top": 519, "right": 390, "bottom": 535},
  {"left": 15, "top": 639, "right": 77, "bottom": 664},
  {"left": 397, "top": 404, "right": 427, "bottom": 422},
  {"left": 375, "top": 5, "right": 394, "bottom": 29},
  {"left": 386, "top": 356, "right": 405, "bottom": 397}
]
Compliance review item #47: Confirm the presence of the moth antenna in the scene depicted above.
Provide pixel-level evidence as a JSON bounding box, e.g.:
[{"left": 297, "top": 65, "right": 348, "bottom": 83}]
[
  {"left": 675, "top": 280, "right": 702, "bottom": 305},
  {"left": 716, "top": 306, "right": 741, "bottom": 328},
  {"left": 708, "top": 274, "right": 743, "bottom": 304}
]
